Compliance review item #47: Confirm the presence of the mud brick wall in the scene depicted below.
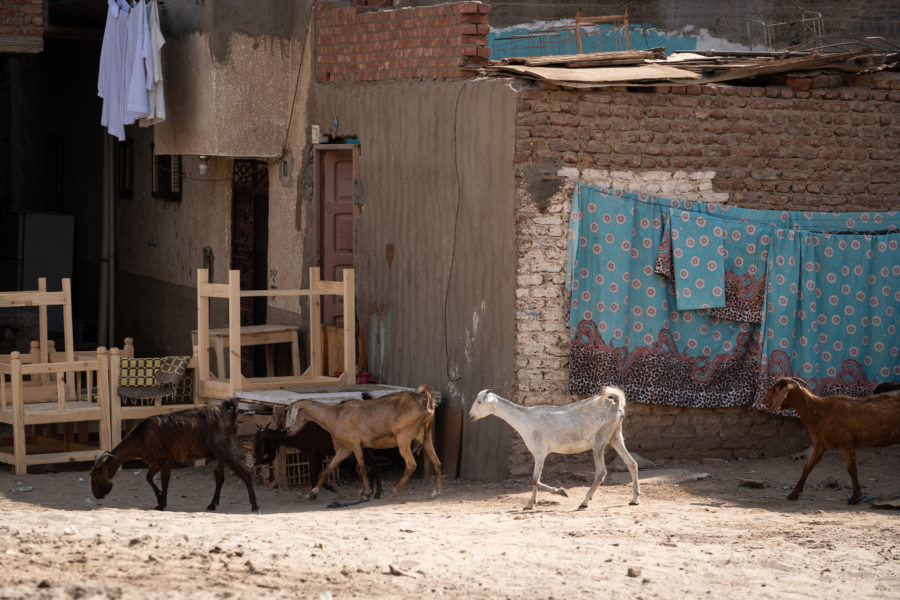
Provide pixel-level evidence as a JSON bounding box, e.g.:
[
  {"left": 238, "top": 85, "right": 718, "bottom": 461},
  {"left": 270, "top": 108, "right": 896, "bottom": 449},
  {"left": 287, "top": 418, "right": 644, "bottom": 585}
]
[
  {"left": 316, "top": 1, "right": 490, "bottom": 83},
  {"left": 0, "top": 0, "right": 44, "bottom": 53},
  {"left": 510, "top": 74, "right": 900, "bottom": 475}
]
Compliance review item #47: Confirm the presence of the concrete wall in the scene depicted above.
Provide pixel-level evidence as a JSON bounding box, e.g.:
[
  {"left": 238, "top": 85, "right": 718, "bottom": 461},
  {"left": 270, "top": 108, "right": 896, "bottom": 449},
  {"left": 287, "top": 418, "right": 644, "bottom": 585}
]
[
  {"left": 310, "top": 79, "right": 519, "bottom": 480},
  {"left": 153, "top": 0, "right": 311, "bottom": 157},
  {"left": 511, "top": 73, "right": 900, "bottom": 477},
  {"left": 118, "top": 0, "right": 316, "bottom": 356}
]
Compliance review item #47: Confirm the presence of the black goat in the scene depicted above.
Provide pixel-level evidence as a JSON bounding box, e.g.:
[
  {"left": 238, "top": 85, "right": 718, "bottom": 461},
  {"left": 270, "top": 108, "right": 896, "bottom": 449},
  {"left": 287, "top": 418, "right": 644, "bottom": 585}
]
[
  {"left": 873, "top": 381, "right": 900, "bottom": 394},
  {"left": 91, "top": 400, "right": 259, "bottom": 512},
  {"left": 254, "top": 423, "right": 383, "bottom": 499}
]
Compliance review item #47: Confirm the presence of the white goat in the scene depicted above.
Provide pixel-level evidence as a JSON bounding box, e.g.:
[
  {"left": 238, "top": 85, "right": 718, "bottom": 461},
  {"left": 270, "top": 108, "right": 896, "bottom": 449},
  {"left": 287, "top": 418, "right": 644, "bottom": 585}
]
[{"left": 469, "top": 387, "right": 640, "bottom": 509}]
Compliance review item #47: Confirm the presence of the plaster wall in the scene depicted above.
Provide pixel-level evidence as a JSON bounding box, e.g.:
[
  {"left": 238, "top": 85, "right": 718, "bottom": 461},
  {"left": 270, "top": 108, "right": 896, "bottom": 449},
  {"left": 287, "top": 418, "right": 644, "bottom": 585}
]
[
  {"left": 310, "top": 79, "right": 519, "bottom": 480},
  {"left": 117, "top": 2, "right": 316, "bottom": 356},
  {"left": 153, "top": 0, "right": 313, "bottom": 158}
]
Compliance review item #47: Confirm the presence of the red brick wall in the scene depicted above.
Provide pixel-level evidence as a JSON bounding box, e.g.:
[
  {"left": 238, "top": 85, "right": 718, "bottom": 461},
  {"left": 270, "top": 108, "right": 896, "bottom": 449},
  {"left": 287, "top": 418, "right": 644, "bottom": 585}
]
[
  {"left": 316, "top": 1, "right": 490, "bottom": 83},
  {"left": 516, "top": 74, "right": 900, "bottom": 211},
  {"left": 0, "top": 0, "right": 44, "bottom": 52},
  {"left": 510, "top": 75, "right": 900, "bottom": 470}
]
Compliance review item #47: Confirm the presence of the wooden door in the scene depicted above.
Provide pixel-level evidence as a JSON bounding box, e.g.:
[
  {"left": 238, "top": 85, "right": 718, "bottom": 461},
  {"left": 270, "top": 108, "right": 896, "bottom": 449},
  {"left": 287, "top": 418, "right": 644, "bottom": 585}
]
[
  {"left": 231, "top": 160, "right": 269, "bottom": 377},
  {"left": 319, "top": 150, "right": 354, "bottom": 327}
]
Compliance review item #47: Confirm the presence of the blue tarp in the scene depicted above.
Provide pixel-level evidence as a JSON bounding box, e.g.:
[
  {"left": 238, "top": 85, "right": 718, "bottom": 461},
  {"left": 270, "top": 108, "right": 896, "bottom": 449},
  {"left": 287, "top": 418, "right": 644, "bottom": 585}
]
[{"left": 566, "top": 184, "right": 900, "bottom": 407}]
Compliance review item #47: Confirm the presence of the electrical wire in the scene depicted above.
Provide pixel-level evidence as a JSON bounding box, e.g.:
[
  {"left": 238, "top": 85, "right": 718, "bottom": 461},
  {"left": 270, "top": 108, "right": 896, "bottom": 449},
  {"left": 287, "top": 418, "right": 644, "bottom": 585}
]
[
  {"left": 282, "top": 4, "right": 314, "bottom": 153},
  {"left": 443, "top": 79, "right": 472, "bottom": 384}
]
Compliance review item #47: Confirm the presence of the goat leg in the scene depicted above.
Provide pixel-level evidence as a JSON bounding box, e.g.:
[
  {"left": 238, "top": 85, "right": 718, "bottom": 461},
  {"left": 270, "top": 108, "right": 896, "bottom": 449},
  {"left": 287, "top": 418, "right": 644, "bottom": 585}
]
[
  {"left": 352, "top": 445, "right": 374, "bottom": 498},
  {"left": 788, "top": 444, "right": 825, "bottom": 501},
  {"left": 208, "top": 462, "right": 225, "bottom": 510},
  {"left": 222, "top": 452, "right": 260, "bottom": 512},
  {"left": 610, "top": 430, "right": 641, "bottom": 506},
  {"left": 841, "top": 447, "right": 862, "bottom": 505},
  {"left": 389, "top": 441, "right": 418, "bottom": 499},
  {"left": 363, "top": 448, "right": 382, "bottom": 499},
  {"left": 147, "top": 466, "right": 165, "bottom": 510},
  {"left": 526, "top": 453, "right": 567, "bottom": 510},
  {"left": 309, "top": 448, "right": 351, "bottom": 500},
  {"left": 422, "top": 435, "right": 442, "bottom": 499},
  {"left": 580, "top": 440, "right": 610, "bottom": 510},
  {"left": 310, "top": 450, "right": 339, "bottom": 495}
]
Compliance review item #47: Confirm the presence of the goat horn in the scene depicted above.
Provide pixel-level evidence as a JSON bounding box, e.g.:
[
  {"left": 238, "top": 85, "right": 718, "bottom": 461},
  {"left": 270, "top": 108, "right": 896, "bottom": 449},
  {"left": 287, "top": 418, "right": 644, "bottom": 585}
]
[
  {"left": 93, "top": 450, "right": 113, "bottom": 465},
  {"left": 785, "top": 376, "right": 811, "bottom": 389}
]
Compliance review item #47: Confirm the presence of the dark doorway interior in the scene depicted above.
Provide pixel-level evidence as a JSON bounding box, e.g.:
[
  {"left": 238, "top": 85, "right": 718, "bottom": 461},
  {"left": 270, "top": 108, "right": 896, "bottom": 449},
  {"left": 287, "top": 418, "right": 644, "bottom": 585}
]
[{"left": 231, "top": 159, "right": 269, "bottom": 377}]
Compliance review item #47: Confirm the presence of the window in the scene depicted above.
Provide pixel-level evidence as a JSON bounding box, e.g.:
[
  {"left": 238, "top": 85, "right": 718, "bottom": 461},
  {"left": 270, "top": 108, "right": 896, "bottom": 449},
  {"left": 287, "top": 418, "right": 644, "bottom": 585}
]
[{"left": 151, "top": 143, "right": 182, "bottom": 201}]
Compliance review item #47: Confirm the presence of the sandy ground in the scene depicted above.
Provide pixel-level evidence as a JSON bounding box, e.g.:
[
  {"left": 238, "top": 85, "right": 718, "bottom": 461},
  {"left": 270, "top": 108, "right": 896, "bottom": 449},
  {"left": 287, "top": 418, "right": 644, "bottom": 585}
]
[{"left": 0, "top": 446, "right": 898, "bottom": 600}]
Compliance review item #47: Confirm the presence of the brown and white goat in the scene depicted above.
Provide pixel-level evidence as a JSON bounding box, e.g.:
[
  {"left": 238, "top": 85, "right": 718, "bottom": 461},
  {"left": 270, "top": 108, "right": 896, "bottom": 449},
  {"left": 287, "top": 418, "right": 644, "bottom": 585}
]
[
  {"left": 761, "top": 377, "right": 900, "bottom": 504},
  {"left": 286, "top": 386, "right": 441, "bottom": 500},
  {"left": 254, "top": 422, "right": 383, "bottom": 499},
  {"left": 91, "top": 400, "right": 259, "bottom": 512}
]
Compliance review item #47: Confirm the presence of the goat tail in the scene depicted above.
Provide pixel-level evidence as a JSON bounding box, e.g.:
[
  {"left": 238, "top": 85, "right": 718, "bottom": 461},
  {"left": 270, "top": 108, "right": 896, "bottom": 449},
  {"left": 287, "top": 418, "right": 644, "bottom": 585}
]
[{"left": 417, "top": 385, "right": 437, "bottom": 413}]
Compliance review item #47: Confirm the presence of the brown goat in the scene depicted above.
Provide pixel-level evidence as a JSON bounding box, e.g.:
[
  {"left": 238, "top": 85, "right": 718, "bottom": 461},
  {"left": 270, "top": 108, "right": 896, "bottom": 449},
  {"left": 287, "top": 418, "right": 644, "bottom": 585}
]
[
  {"left": 287, "top": 386, "right": 441, "bottom": 500},
  {"left": 91, "top": 400, "right": 259, "bottom": 512},
  {"left": 761, "top": 377, "right": 900, "bottom": 504},
  {"left": 254, "top": 423, "right": 383, "bottom": 499}
]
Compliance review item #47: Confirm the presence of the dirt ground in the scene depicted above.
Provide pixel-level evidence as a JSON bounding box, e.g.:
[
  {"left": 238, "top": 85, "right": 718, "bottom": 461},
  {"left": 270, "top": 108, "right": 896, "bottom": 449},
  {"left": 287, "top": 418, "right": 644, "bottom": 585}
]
[{"left": 0, "top": 446, "right": 898, "bottom": 600}]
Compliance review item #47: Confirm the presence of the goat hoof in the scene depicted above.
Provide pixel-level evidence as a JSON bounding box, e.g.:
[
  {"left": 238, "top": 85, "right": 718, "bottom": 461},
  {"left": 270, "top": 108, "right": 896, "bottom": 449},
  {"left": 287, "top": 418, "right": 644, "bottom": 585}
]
[
  {"left": 556, "top": 488, "right": 568, "bottom": 498},
  {"left": 577, "top": 503, "right": 588, "bottom": 510},
  {"left": 251, "top": 505, "right": 260, "bottom": 513},
  {"left": 786, "top": 493, "right": 799, "bottom": 501},
  {"left": 629, "top": 499, "right": 640, "bottom": 506},
  {"left": 207, "top": 503, "right": 217, "bottom": 511},
  {"left": 847, "top": 497, "right": 861, "bottom": 506},
  {"left": 523, "top": 505, "right": 534, "bottom": 511},
  {"left": 154, "top": 505, "right": 165, "bottom": 511}
]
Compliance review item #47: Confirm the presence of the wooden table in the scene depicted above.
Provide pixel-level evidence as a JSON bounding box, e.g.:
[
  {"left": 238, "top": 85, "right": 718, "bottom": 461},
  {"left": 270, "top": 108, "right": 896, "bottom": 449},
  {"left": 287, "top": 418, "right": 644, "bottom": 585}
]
[{"left": 192, "top": 324, "right": 301, "bottom": 379}]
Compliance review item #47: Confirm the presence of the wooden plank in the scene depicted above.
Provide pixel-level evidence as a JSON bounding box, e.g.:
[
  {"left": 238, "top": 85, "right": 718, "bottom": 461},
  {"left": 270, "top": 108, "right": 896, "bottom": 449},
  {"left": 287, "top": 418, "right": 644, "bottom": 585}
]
[
  {"left": 341, "top": 269, "right": 356, "bottom": 385},
  {"left": 61, "top": 278, "right": 74, "bottom": 361},
  {"left": 19, "top": 449, "right": 100, "bottom": 465},
  {"left": 0, "top": 289, "right": 68, "bottom": 307},
  {"left": 197, "top": 268, "right": 211, "bottom": 387},
  {"left": 499, "top": 47, "right": 665, "bottom": 67},
  {"left": 19, "top": 360, "right": 99, "bottom": 375},
  {"left": 228, "top": 270, "right": 241, "bottom": 397},
  {"left": 309, "top": 268, "right": 323, "bottom": 378},
  {"left": 11, "top": 354, "right": 26, "bottom": 474}
]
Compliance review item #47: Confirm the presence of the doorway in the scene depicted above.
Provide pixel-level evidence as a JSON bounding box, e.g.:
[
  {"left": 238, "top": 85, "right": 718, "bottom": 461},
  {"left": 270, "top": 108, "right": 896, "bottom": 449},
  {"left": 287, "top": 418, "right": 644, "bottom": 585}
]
[
  {"left": 317, "top": 148, "right": 355, "bottom": 327},
  {"left": 231, "top": 159, "right": 269, "bottom": 377}
]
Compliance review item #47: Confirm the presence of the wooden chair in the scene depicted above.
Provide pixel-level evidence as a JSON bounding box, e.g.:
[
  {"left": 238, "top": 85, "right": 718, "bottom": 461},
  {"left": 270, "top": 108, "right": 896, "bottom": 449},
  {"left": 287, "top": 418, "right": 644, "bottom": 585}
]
[
  {"left": 108, "top": 348, "right": 201, "bottom": 446},
  {"left": 0, "top": 347, "right": 112, "bottom": 474},
  {"left": 0, "top": 277, "right": 74, "bottom": 366}
]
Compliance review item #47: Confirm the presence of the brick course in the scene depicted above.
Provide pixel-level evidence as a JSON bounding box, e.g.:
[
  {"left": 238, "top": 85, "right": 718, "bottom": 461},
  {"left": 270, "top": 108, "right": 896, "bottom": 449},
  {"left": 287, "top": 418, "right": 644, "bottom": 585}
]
[
  {"left": 512, "top": 76, "right": 900, "bottom": 472},
  {"left": 0, "top": 0, "right": 43, "bottom": 42},
  {"left": 316, "top": 1, "right": 490, "bottom": 83}
]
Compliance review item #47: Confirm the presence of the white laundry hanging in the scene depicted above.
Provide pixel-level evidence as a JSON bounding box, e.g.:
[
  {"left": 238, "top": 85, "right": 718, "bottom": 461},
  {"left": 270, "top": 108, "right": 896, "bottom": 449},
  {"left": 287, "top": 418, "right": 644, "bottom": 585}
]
[
  {"left": 139, "top": 0, "right": 166, "bottom": 126},
  {"left": 98, "top": 0, "right": 166, "bottom": 140}
]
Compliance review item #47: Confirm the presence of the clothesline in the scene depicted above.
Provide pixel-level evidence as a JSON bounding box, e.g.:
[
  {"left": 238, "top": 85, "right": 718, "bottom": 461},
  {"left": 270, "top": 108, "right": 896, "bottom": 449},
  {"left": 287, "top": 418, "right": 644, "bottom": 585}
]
[{"left": 98, "top": 0, "right": 166, "bottom": 141}]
